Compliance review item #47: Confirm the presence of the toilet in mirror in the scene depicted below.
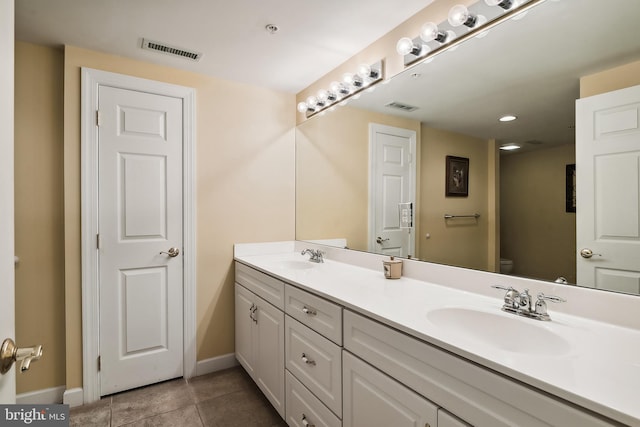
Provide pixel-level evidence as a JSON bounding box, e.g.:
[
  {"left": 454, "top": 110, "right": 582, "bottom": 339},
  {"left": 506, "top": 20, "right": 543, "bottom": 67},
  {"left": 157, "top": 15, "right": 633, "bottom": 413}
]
[{"left": 296, "top": 0, "right": 640, "bottom": 295}]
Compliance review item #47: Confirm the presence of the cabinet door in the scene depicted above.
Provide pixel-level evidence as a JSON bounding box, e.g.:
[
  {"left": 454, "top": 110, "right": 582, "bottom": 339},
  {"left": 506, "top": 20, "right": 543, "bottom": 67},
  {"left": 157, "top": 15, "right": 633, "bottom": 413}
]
[
  {"left": 255, "top": 296, "right": 285, "bottom": 418},
  {"left": 439, "top": 409, "right": 472, "bottom": 427},
  {"left": 235, "top": 283, "right": 256, "bottom": 379},
  {"left": 343, "top": 351, "right": 438, "bottom": 427}
]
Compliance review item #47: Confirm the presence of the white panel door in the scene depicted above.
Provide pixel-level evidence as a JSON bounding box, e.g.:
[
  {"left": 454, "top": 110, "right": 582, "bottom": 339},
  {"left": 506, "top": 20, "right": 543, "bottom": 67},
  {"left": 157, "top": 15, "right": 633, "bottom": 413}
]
[
  {"left": 98, "top": 86, "right": 184, "bottom": 395},
  {"left": 369, "top": 124, "right": 416, "bottom": 257},
  {"left": 0, "top": 0, "right": 15, "bottom": 403},
  {"left": 576, "top": 84, "right": 640, "bottom": 294}
]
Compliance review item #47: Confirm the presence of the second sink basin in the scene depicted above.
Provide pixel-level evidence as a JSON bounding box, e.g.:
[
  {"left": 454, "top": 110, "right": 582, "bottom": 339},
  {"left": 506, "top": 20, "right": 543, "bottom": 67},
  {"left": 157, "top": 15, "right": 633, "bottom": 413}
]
[
  {"left": 278, "top": 260, "right": 316, "bottom": 270},
  {"left": 426, "top": 307, "right": 571, "bottom": 356}
]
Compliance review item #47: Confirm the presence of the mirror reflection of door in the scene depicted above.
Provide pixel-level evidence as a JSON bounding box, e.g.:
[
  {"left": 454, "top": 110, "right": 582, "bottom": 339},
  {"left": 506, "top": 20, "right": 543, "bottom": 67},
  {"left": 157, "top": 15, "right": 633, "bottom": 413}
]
[
  {"left": 368, "top": 124, "right": 416, "bottom": 257},
  {"left": 576, "top": 84, "right": 640, "bottom": 294}
]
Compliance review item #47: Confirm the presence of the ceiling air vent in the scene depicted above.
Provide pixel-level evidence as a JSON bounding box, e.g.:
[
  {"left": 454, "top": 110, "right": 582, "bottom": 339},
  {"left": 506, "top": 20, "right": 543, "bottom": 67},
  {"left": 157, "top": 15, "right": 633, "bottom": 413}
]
[
  {"left": 141, "top": 39, "right": 202, "bottom": 61},
  {"left": 385, "top": 101, "right": 419, "bottom": 112}
]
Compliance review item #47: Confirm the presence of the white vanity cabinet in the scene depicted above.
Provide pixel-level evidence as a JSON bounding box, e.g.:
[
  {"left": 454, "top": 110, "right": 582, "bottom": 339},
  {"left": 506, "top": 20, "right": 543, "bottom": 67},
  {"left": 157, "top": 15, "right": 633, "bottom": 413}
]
[
  {"left": 234, "top": 258, "right": 625, "bottom": 427},
  {"left": 343, "top": 310, "right": 617, "bottom": 427},
  {"left": 234, "top": 264, "right": 285, "bottom": 418}
]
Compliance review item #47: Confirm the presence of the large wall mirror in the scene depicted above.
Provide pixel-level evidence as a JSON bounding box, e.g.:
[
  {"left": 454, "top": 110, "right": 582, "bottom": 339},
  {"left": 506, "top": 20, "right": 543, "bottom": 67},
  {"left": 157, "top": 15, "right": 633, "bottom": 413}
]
[{"left": 296, "top": 0, "right": 640, "bottom": 295}]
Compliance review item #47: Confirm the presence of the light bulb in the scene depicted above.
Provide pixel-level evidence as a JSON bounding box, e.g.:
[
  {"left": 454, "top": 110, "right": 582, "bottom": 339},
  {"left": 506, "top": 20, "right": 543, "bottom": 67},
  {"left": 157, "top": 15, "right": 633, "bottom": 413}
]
[
  {"left": 396, "top": 37, "right": 417, "bottom": 55},
  {"left": 343, "top": 73, "right": 363, "bottom": 88},
  {"left": 306, "top": 96, "right": 318, "bottom": 108},
  {"left": 485, "top": 0, "right": 513, "bottom": 9},
  {"left": 448, "top": 5, "right": 477, "bottom": 28},
  {"left": 420, "top": 22, "right": 448, "bottom": 43},
  {"left": 330, "top": 81, "right": 349, "bottom": 96},
  {"left": 317, "top": 89, "right": 329, "bottom": 103},
  {"left": 297, "top": 102, "right": 308, "bottom": 113},
  {"left": 357, "top": 64, "right": 379, "bottom": 80}
]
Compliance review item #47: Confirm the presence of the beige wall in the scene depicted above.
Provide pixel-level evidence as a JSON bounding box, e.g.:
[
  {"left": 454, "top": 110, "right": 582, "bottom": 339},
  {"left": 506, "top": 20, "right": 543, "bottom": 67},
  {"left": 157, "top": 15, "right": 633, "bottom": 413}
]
[
  {"left": 418, "top": 126, "right": 492, "bottom": 270},
  {"left": 580, "top": 60, "right": 640, "bottom": 98},
  {"left": 14, "top": 42, "right": 66, "bottom": 394},
  {"left": 500, "top": 144, "right": 576, "bottom": 282},
  {"left": 14, "top": 42, "right": 295, "bottom": 394},
  {"left": 62, "top": 45, "right": 295, "bottom": 389},
  {"left": 296, "top": 107, "right": 420, "bottom": 251}
]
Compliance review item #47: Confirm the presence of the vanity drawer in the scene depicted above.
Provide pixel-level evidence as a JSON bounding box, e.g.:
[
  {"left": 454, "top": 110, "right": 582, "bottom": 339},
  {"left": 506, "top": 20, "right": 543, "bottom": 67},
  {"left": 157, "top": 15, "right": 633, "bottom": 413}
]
[
  {"left": 286, "top": 370, "right": 341, "bottom": 427},
  {"left": 286, "top": 316, "right": 342, "bottom": 417},
  {"left": 343, "top": 310, "right": 617, "bottom": 427},
  {"left": 285, "top": 284, "right": 342, "bottom": 344},
  {"left": 235, "top": 262, "right": 285, "bottom": 310}
]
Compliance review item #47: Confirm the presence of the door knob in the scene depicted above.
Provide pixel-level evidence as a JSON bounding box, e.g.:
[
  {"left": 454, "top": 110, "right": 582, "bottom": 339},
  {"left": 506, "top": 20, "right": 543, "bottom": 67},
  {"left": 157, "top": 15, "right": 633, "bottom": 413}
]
[
  {"left": 376, "top": 236, "right": 389, "bottom": 244},
  {"left": 160, "top": 247, "right": 180, "bottom": 257},
  {"left": 580, "top": 248, "right": 602, "bottom": 259},
  {"left": 1, "top": 338, "right": 43, "bottom": 374}
]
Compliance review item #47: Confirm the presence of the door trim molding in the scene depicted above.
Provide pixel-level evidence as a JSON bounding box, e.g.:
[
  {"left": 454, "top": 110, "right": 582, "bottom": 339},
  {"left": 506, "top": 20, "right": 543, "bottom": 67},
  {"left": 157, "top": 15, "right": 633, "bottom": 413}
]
[
  {"left": 367, "top": 123, "right": 417, "bottom": 254},
  {"left": 80, "top": 68, "right": 196, "bottom": 403}
]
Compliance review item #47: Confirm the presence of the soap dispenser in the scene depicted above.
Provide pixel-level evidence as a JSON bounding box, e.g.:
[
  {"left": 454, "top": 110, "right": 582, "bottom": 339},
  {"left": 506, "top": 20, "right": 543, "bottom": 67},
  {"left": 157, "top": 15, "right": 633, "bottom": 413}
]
[{"left": 382, "top": 256, "right": 403, "bottom": 279}]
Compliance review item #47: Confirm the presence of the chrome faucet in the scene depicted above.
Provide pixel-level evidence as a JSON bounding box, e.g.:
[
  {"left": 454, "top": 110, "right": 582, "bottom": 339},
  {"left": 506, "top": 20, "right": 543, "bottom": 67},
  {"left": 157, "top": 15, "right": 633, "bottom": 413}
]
[
  {"left": 301, "top": 248, "right": 324, "bottom": 263},
  {"left": 491, "top": 285, "right": 566, "bottom": 321}
]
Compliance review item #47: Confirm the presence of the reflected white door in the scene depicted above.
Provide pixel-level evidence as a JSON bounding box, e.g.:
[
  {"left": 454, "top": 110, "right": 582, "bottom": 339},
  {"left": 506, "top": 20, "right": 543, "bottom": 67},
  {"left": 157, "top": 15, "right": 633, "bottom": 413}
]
[
  {"left": 576, "top": 84, "right": 640, "bottom": 294},
  {"left": 369, "top": 124, "right": 416, "bottom": 257},
  {"left": 0, "top": 0, "right": 15, "bottom": 403},
  {"left": 98, "top": 86, "right": 184, "bottom": 395}
]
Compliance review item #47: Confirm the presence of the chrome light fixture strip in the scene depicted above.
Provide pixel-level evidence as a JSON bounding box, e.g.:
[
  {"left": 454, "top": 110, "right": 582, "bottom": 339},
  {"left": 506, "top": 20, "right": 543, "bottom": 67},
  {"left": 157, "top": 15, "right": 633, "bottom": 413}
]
[
  {"left": 301, "top": 60, "right": 384, "bottom": 119},
  {"left": 401, "top": 0, "right": 547, "bottom": 68}
]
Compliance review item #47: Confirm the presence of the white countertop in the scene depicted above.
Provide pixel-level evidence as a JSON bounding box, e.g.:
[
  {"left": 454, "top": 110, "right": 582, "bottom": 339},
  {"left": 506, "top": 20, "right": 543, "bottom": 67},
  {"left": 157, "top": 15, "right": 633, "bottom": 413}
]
[{"left": 234, "top": 242, "right": 640, "bottom": 426}]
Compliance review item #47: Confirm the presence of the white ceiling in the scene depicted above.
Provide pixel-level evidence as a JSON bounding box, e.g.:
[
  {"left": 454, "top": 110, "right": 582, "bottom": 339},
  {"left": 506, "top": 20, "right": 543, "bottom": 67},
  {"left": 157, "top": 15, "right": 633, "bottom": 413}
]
[{"left": 15, "top": 0, "right": 433, "bottom": 93}]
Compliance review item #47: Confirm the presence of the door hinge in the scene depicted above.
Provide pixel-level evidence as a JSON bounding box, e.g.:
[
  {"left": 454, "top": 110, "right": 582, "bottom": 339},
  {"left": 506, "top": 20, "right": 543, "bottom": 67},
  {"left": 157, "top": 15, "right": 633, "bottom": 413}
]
[
  {"left": 96, "top": 234, "right": 101, "bottom": 250},
  {"left": 98, "top": 355, "right": 101, "bottom": 371},
  {"left": 96, "top": 110, "right": 102, "bottom": 127}
]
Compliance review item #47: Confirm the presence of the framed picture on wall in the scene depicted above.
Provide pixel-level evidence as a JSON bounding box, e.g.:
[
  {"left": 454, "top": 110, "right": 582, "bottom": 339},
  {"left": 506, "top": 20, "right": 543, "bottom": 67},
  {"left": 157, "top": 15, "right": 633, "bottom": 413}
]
[
  {"left": 446, "top": 156, "right": 469, "bottom": 197},
  {"left": 566, "top": 164, "right": 576, "bottom": 213}
]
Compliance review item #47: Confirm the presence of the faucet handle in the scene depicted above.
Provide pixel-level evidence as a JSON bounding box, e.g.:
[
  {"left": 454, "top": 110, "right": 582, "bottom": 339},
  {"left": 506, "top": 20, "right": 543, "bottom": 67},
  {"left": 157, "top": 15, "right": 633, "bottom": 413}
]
[
  {"left": 491, "top": 285, "right": 516, "bottom": 292},
  {"left": 534, "top": 293, "right": 566, "bottom": 320},
  {"left": 537, "top": 293, "right": 566, "bottom": 304},
  {"left": 491, "top": 285, "right": 519, "bottom": 308}
]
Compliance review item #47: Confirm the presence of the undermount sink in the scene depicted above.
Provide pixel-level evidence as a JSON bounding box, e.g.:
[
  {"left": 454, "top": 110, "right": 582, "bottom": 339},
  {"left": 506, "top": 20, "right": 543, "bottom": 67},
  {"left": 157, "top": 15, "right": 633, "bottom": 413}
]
[
  {"left": 278, "top": 260, "right": 316, "bottom": 270},
  {"left": 426, "top": 307, "right": 571, "bottom": 356}
]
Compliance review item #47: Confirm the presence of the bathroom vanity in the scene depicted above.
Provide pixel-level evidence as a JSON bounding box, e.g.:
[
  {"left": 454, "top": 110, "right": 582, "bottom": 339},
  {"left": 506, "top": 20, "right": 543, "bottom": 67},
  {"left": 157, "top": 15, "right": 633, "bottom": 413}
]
[{"left": 234, "top": 241, "right": 639, "bottom": 427}]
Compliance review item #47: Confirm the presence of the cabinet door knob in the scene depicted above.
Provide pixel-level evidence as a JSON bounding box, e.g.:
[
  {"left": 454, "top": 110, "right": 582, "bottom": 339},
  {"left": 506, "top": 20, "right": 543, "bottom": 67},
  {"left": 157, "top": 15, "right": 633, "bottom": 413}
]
[
  {"left": 302, "top": 306, "right": 317, "bottom": 316},
  {"left": 301, "top": 414, "right": 315, "bottom": 427},
  {"left": 301, "top": 353, "right": 316, "bottom": 366}
]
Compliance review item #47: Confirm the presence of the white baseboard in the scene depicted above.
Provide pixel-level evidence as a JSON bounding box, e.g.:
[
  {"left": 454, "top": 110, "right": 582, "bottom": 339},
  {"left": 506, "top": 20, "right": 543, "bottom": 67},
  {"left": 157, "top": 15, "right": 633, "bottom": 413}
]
[
  {"left": 195, "top": 353, "right": 238, "bottom": 377},
  {"left": 63, "top": 387, "right": 84, "bottom": 408},
  {"left": 16, "top": 386, "right": 65, "bottom": 405}
]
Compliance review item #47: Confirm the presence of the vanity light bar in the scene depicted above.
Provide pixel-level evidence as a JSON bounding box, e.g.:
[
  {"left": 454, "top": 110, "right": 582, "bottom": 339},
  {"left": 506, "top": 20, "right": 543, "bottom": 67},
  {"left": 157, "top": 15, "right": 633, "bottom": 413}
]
[
  {"left": 297, "top": 60, "right": 384, "bottom": 118},
  {"left": 397, "top": 0, "right": 546, "bottom": 67}
]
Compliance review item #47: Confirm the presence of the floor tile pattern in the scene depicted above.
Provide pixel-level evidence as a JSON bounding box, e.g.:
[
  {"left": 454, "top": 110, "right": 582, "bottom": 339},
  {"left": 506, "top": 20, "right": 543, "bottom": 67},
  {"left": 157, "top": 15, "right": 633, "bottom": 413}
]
[{"left": 70, "top": 366, "right": 288, "bottom": 427}]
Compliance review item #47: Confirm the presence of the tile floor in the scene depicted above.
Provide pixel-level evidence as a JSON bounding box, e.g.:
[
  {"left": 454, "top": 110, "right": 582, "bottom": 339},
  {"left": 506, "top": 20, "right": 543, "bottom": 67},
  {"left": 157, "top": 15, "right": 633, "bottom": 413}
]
[{"left": 69, "top": 366, "right": 288, "bottom": 427}]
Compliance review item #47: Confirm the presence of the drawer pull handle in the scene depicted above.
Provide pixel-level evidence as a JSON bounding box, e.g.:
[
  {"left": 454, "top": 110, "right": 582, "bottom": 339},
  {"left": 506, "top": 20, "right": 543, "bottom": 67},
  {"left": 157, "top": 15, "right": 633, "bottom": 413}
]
[
  {"left": 302, "top": 306, "right": 317, "bottom": 316},
  {"left": 301, "top": 353, "right": 316, "bottom": 366},
  {"left": 249, "top": 304, "right": 257, "bottom": 323},
  {"left": 302, "top": 414, "right": 315, "bottom": 427}
]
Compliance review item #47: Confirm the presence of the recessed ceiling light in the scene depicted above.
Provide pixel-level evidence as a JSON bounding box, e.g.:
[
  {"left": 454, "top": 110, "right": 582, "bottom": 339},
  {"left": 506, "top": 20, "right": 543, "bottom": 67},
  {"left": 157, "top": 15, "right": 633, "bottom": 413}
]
[
  {"left": 499, "top": 114, "right": 517, "bottom": 122},
  {"left": 499, "top": 143, "right": 521, "bottom": 151}
]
